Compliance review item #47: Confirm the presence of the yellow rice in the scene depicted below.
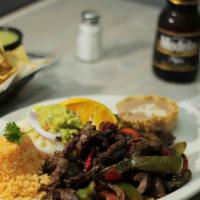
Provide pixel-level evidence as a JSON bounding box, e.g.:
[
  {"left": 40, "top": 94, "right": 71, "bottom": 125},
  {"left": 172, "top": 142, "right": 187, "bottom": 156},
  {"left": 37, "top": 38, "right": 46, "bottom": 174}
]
[{"left": 0, "top": 136, "right": 51, "bottom": 200}]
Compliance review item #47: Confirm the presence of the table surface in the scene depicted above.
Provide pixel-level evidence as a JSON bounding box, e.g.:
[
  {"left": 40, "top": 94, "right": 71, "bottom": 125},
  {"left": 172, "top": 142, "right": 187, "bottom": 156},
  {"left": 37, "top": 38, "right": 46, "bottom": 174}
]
[{"left": 0, "top": 0, "right": 199, "bottom": 198}]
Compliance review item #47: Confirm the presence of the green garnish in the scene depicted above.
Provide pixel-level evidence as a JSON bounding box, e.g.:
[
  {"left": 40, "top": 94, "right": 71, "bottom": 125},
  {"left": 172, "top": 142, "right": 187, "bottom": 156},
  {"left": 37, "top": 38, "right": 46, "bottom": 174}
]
[{"left": 3, "top": 122, "right": 25, "bottom": 143}]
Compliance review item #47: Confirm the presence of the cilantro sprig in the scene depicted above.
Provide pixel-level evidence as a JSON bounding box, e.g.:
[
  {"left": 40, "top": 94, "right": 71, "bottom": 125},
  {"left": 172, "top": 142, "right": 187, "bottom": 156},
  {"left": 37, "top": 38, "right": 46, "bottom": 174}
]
[{"left": 3, "top": 122, "right": 25, "bottom": 143}]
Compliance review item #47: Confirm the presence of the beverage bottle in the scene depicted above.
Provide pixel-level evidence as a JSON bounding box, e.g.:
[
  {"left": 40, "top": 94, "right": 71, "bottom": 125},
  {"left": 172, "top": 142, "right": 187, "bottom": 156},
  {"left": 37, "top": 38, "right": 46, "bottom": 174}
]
[{"left": 153, "top": 0, "right": 200, "bottom": 82}]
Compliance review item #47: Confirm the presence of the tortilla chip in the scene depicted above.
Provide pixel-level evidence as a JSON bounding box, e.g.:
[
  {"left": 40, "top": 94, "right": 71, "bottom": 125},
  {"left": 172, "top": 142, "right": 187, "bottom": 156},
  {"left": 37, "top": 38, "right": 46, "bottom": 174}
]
[
  {"left": 5, "top": 45, "right": 29, "bottom": 74},
  {"left": 0, "top": 49, "right": 16, "bottom": 84}
]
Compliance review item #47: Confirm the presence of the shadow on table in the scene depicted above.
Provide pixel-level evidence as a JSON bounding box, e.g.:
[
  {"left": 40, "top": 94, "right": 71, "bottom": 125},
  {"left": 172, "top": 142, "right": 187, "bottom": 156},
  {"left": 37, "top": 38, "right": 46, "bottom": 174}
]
[
  {"left": 0, "top": 81, "right": 104, "bottom": 117},
  {"left": 104, "top": 41, "right": 152, "bottom": 60}
]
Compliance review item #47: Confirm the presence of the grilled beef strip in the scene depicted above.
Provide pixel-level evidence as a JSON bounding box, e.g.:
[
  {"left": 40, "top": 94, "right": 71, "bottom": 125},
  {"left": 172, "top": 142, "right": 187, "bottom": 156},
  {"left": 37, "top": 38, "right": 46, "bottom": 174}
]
[
  {"left": 42, "top": 188, "right": 78, "bottom": 200},
  {"left": 62, "top": 164, "right": 102, "bottom": 188},
  {"left": 133, "top": 172, "right": 151, "bottom": 194},
  {"left": 63, "top": 133, "right": 80, "bottom": 158},
  {"left": 41, "top": 190, "right": 60, "bottom": 200},
  {"left": 155, "top": 132, "right": 175, "bottom": 146},
  {"left": 129, "top": 140, "right": 161, "bottom": 157},
  {"left": 96, "top": 181, "right": 125, "bottom": 200},
  {"left": 99, "top": 121, "right": 117, "bottom": 134},
  {"left": 107, "top": 183, "right": 126, "bottom": 200},
  {"left": 153, "top": 176, "right": 166, "bottom": 198},
  {"left": 46, "top": 158, "right": 69, "bottom": 190},
  {"left": 163, "top": 169, "right": 192, "bottom": 192},
  {"left": 41, "top": 121, "right": 190, "bottom": 199},
  {"left": 94, "top": 134, "right": 128, "bottom": 166},
  {"left": 76, "top": 122, "right": 98, "bottom": 158}
]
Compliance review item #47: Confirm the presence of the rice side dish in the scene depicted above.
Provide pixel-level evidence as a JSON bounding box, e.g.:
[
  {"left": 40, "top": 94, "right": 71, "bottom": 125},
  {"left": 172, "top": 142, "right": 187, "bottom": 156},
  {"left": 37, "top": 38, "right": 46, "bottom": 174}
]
[{"left": 0, "top": 136, "right": 51, "bottom": 199}]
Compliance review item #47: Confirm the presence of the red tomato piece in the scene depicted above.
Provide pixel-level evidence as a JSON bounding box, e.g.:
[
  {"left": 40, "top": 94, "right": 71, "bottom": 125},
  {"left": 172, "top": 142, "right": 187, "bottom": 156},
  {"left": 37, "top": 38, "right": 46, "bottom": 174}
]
[
  {"left": 100, "top": 191, "right": 117, "bottom": 200},
  {"left": 121, "top": 128, "right": 142, "bottom": 139},
  {"left": 182, "top": 154, "right": 189, "bottom": 171},
  {"left": 104, "top": 167, "right": 122, "bottom": 181}
]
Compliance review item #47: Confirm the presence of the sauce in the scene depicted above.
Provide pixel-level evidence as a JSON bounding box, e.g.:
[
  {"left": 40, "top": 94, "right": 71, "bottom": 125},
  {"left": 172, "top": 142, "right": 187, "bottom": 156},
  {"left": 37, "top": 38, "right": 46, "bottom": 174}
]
[
  {"left": 0, "top": 30, "right": 19, "bottom": 46},
  {"left": 130, "top": 103, "right": 167, "bottom": 118}
]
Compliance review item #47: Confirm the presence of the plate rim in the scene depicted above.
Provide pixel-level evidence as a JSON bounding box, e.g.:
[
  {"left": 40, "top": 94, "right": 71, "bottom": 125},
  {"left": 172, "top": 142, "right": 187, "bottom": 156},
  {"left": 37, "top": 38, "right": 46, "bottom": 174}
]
[{"left": 1, "top": 94, "right": 200, "bottom": 200}]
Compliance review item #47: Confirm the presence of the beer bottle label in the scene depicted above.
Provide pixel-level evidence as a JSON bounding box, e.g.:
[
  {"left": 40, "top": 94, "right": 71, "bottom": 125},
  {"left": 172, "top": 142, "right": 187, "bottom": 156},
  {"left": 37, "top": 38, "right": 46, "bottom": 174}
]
[{"left": 153, "top": 28, "right": 200, "bottom": 72}]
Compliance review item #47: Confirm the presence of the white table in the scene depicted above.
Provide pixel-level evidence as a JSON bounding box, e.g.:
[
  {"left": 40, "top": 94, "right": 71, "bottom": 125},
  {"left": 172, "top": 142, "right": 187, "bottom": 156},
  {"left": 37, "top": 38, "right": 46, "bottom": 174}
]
[
  {"left": 0, "top": 1, "right": 199, "bottom": 198},
  {"left": 0, "top": 0, "right": 199, "bottom": 116}
]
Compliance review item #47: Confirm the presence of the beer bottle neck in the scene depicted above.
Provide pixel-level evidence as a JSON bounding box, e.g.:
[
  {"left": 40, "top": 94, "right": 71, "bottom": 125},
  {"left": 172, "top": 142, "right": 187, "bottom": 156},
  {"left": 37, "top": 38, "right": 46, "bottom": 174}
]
[
  {"left": 167, "top": 0, "right": 198, "bottom": 11},
  {"left": 168, "top": 0, "right": 198, "bottom": 5}
]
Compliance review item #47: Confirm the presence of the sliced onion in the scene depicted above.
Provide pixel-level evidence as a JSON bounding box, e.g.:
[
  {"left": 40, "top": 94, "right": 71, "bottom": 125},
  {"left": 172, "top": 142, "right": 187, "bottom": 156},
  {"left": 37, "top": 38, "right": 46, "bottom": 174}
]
[
  {"left": 18, "top": 119, "right": 64, "bottom": 154},
  {"left": 29, "top": 132, "right": 64, "bottom": 154},
  {"left": 29, "top": 110, "right": 61, "bottom": 140}
]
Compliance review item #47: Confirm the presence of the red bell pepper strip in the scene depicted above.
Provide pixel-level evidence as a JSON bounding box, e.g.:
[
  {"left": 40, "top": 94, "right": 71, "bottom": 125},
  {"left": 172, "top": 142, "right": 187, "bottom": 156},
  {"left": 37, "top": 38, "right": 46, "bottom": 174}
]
[
  {"left": 182, "top": 154, "right": 189, "bottom": 171},
  {"left": 120, "top": 128, "right": 142, "bottom": 140},
  {"left": 84, "top": 148, "right": 95, "bottom": 171},
  {"left": 104, "top": 167, "right": 122, "bottom": 181},
  {"left": 161, "top": 147, "right": 174, "bottom": 156},
  {"left": 100, "top": 191, "right": 117, "bottom": 200}
]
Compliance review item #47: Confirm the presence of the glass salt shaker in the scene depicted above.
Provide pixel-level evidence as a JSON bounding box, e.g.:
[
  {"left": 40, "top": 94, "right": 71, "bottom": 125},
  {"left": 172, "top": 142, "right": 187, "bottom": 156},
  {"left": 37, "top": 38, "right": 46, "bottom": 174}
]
[{"left": 76, "top": 10, "right": 103, "bottom": 62}]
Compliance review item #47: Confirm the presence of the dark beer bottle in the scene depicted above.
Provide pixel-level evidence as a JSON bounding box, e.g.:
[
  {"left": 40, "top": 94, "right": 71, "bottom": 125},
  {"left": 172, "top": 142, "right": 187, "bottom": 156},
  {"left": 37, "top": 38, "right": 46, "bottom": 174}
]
[{"left": 153, "top": 0, "right": 200, "bottom": 82}]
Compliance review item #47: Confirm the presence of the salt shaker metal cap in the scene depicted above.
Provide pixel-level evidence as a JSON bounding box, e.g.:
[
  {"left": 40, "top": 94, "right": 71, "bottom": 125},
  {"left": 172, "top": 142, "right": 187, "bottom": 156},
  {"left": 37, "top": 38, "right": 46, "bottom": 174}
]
[
  {"left": 76, "top": 10, "right": 103, "bottom": 63},
  {"left": 81, "top": 10, "right": 100, "bottom": 25}
]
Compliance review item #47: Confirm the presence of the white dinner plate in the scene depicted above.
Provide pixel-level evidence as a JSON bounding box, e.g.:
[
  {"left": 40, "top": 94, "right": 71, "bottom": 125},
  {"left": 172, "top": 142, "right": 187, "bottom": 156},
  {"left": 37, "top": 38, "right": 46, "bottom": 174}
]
[{"left": 1, "top": 95, "right": 200, "bottom": 200}]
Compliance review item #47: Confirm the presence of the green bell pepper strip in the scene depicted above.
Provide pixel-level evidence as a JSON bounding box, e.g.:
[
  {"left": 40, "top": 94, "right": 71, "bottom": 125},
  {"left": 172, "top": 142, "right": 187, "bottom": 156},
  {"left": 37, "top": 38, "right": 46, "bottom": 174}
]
[
  {"left": 131, "top": 156, "right": 183, "bottom": 174},
  {"left": 98, "top": 155, "right": 182, "bottom": 177},
  {"left": 173, "top": 142, "right": 186, "bottom": 155},
  {"left": 76, "top": 182, "right": 96, "bottom": 200},
  {"left": 117, "top": 182, "right": 143, "bottom": 200}
]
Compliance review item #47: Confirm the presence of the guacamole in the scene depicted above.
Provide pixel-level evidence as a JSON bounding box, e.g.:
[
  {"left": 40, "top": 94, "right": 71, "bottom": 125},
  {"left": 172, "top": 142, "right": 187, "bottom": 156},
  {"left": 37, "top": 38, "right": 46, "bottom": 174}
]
[{"left": 35, "top": 104, "right": 83, "bottom": 142}]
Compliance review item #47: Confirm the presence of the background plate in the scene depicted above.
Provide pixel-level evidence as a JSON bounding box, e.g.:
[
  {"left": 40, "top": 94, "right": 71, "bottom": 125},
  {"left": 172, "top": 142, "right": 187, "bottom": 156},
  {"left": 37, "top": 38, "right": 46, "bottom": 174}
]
[{"left": 0, "top": 52, "right": 58, "bottom": 103}]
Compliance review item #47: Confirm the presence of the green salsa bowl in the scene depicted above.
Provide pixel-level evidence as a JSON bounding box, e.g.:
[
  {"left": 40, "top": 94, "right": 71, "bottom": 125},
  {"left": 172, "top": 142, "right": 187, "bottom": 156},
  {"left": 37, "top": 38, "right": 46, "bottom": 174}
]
[{"left": 0, "top": 27, "right": 23, "bottom": 51}]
